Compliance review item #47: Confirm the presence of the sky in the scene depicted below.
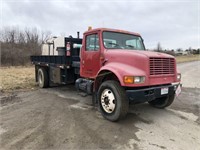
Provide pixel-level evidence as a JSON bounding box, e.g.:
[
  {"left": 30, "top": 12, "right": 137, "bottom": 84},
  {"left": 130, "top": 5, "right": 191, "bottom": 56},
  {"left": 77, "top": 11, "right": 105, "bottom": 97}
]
[{"left": 1, "top": 0, "right": 199, "bottom": 50}]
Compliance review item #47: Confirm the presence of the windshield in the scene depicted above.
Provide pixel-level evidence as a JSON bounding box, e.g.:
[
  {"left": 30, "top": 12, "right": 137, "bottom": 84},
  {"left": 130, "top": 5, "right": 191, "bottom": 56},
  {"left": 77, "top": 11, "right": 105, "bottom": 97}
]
[{"left": 103, "top": 31, "right": 145, "bottom": 50}]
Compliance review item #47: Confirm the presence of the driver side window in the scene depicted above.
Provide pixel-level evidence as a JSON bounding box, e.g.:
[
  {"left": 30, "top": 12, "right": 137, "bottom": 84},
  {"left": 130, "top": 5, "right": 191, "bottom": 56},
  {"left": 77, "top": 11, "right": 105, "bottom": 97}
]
[{"left": 86, "top": 34, "right": 99, "bottom": 51}]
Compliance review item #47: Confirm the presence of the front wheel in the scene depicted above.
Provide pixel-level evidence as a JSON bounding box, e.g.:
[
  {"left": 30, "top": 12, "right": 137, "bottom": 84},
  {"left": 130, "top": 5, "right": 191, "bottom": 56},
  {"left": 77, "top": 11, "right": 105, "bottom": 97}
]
[
  {"left": 148, "top": 94, "right": 175, "bottom": 108},
  {"left": 97, "top": 80, "right": 129, "bottom": 121}
]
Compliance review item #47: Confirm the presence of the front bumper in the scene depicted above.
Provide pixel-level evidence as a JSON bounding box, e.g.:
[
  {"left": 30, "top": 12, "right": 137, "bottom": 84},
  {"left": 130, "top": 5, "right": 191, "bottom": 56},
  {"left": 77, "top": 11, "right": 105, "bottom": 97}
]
[{"left": 126, "top": 83, "right": 180, "bottom": 103}]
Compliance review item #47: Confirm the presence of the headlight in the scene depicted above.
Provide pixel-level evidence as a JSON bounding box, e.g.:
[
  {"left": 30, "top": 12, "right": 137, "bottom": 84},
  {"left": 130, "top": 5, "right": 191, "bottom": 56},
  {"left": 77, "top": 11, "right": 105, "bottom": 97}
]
[
  {"left": 124, "top": 76, "right": 145, "bottom": 84},
  {"left": 134, "top": 76, "right": 145, "bottom": 83},
  {"left": 177, "top": 73, "right": 181, "bottom": 80}
]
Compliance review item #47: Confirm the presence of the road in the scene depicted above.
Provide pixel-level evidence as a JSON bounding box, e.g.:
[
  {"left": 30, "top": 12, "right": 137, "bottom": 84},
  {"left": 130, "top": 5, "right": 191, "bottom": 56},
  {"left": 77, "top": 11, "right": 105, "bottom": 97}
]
[{"left": 0, "top": 61, "right": 200, "bottom": 150}]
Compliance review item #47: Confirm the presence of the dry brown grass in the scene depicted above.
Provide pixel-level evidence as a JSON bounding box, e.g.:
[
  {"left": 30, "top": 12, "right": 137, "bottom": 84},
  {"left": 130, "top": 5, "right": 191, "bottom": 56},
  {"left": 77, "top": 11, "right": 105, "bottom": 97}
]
[
  {"left": 0, "top": 66, "right": 36, "bottom": 92},
  {"left": 176, "top": 54, "right": 200, "bottom": 63}
]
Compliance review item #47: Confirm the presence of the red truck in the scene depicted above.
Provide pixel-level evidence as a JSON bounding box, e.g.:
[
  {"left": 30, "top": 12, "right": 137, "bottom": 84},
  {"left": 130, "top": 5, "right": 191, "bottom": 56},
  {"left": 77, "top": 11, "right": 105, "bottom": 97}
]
[{"left": 31, "top": 27, "right": 181, "bottom": 121}]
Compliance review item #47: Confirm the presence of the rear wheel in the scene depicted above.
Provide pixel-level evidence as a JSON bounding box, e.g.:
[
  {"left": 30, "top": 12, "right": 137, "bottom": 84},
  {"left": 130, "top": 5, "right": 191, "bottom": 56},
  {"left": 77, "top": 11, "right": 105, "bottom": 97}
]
[
  {"left": 148, "top": 94, "right": 175, "bottom": 108},
  {"left": 38, "top": 68, "right": 49, "bottom": 88},
  {"left": 97, "top": 80, "right": 129, "bottom": 121}
]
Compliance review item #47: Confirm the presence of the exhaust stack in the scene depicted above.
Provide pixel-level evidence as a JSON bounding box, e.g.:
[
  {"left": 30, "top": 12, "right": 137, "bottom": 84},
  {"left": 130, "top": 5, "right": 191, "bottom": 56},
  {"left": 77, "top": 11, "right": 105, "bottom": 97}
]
[{"left": 77, "top": 32, "right": 80, "bottom": 39}]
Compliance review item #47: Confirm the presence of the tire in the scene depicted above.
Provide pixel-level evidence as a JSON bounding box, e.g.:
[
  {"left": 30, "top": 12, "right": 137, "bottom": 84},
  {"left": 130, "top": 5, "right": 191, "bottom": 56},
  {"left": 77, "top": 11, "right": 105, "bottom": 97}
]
[
  {"left": 38, "top": 68, "right": 49, "bottom": 88},
  {"left": 97, "top": 80, "right": 129, "bottom": 121},
  {"left": 148, "top": 94, "right": 175, "bottom": 108}
]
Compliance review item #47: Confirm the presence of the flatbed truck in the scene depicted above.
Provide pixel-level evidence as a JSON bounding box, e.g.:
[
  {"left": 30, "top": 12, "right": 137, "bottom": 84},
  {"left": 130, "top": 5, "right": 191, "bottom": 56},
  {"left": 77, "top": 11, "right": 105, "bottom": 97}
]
[{"left": 31, "top": 27, "right": 181, "bottom": 121}]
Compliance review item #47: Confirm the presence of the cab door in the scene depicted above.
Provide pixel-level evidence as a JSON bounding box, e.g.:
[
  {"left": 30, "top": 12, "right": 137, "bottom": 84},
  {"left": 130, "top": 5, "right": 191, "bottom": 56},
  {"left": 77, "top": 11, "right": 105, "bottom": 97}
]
[{"left": 80, "top": 33, "right": 101, "bottom": 79}]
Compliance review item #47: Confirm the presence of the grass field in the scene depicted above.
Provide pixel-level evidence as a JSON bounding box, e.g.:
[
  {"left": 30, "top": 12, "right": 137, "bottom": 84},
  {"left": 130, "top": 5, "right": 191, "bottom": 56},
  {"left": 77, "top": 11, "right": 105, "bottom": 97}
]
[
  {"left": 0, "top": 55, "right": 199, "bottom": 92},
  {"left": 175, "top": 54, "right": 200, "bottom": 63},
  {"left": 0, "top": 66, "right": 36, "bottom": 92}
]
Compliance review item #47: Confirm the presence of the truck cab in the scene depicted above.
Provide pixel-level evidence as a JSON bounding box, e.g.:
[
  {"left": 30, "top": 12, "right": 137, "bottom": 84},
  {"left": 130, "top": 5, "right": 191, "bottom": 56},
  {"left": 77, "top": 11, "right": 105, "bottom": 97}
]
[{"left": 77, "top": 28, "right": 181, "bottom": 121}]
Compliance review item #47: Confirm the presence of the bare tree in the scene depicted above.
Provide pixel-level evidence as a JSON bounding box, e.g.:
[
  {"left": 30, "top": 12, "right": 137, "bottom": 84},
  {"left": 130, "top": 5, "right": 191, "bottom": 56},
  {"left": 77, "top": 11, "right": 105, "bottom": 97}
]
[
  {"left": 157, "top": 42, "right": 162, "bottom": 52},
  {"left": 1, "top": 26, "right": 46, "bottom": 66},
  {"left": 41, "top": 30, "right": 52, "bottom": 44}
]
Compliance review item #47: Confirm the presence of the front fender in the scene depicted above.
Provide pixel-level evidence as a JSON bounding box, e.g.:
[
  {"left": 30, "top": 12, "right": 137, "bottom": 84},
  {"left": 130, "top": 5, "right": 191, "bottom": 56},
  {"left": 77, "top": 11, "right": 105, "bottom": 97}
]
[{"left": 97, "top": 62, "right": 146, "bottom": 86}]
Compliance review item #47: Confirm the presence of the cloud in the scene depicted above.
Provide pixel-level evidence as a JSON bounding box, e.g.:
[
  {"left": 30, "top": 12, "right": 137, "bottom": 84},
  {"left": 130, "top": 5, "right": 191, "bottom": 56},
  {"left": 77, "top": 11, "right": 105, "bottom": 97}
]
[{"left": 2, "top": 0, "right": 199, "bottom": 49}]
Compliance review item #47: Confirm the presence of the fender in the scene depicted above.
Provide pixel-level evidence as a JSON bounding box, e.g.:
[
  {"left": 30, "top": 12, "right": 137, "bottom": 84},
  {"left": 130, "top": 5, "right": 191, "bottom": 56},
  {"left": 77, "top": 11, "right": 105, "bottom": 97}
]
[{"left": 95, "top": 62, "right": 147, "bottom": 87}]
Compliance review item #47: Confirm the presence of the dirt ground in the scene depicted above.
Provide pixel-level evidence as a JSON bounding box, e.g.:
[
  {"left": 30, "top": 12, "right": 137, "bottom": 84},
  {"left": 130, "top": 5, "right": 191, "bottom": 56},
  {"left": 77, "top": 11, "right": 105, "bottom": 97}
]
[{"left": 0, "top": 61, "right": 200, "bottom": 150}]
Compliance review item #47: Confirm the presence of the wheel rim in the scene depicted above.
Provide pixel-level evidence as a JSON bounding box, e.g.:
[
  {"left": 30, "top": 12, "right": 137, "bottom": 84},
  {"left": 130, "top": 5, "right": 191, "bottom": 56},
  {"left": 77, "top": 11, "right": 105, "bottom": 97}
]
[
  {"left": 101, "top": 89, "right": 116, "bottom": 113},
  {"left": 38, "top": 70, "right": 43, "bottom": 85}
]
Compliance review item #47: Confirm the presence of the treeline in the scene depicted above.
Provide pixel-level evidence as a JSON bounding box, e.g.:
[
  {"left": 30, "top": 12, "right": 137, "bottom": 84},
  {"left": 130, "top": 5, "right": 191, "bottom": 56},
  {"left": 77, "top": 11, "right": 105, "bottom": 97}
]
[
  {"left": 154, "top": 49, "right": 200, "bottom": 56},
  {"left": 153, "top": 42, "right": 200, "bottom": 56},
  {"left": 1, "top": 26, "right": 51, "bottom": 66},
  {"left": 1, "top": 27, "right": 199, "bottom": 66}
]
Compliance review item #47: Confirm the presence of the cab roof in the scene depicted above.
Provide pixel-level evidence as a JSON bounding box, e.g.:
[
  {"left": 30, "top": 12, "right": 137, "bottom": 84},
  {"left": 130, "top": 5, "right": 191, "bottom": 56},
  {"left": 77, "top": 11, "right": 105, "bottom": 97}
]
[{"left": 83, "top": 28, "right": 141, "bottom": 36}]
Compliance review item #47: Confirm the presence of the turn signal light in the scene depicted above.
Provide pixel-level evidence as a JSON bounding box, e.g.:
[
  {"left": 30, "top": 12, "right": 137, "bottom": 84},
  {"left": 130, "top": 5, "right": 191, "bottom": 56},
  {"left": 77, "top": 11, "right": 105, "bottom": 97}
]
[{"left": 124, "top": 76, "right": 134, "bottom": 84}]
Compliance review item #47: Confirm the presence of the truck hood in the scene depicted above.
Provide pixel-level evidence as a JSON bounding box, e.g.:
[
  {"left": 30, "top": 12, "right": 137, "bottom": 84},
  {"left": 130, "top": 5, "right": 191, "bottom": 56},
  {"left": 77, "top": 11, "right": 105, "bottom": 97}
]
[
  {"left": 105, "top": 49, "right": 174, "bottom": 58},
  {"left": 103, "top": 49, "right": 177, "bottom": 87},
  {"left": 104, "top": 49, "right": 175, "bottom": 75},
  {"left": 133, "top": 50, "right": 174, "bottom": 58}
]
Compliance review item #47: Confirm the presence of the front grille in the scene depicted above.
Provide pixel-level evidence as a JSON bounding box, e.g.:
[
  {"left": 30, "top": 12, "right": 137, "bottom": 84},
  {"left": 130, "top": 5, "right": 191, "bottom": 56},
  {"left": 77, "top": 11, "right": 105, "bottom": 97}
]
[{"left": 149, "top": 57, "right": 175, "bottom": 75}]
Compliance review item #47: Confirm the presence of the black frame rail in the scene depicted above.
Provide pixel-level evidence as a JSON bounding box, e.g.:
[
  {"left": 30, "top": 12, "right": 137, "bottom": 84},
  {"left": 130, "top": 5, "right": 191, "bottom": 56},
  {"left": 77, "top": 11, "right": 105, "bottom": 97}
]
[{"left": 31, "top": 56, "right": 71, "bottom": 65}]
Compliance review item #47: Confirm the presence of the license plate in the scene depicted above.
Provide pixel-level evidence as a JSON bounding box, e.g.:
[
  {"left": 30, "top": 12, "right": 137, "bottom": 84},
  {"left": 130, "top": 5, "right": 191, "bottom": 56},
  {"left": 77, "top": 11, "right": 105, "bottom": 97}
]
[{"left": 161, "top": 87, "right": 169, "bottom": 95}]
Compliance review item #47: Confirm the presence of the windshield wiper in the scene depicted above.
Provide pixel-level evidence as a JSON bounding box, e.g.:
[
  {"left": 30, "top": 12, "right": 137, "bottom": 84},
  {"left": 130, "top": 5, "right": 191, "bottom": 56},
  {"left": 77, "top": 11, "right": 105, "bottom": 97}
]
[
  {"left": 107, "top": 43, "right": 124, "bottom": 49},
  {"left": 125, "top": 44, "right": 135, "bottom": 49},
  {"left": 108, "top": 43, "right": 119, "bottom": 46}
]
